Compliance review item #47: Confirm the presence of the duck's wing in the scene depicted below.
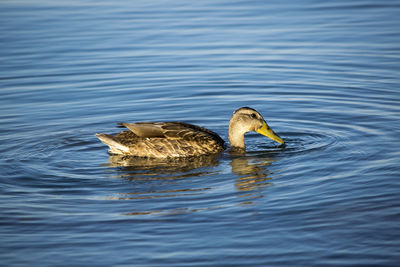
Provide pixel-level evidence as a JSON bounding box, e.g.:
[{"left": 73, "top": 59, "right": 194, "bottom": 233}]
[
  {"left": 119, "top": 122, "right": 224, "bottom": 145},
  {"left": 118, "top": 122, "right": 165, "bottom": 138}
]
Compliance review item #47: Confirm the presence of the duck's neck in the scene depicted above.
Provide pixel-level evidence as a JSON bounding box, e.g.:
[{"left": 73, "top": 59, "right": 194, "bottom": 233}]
[{"left": 228, "top": 120, "right": 246, "bottom": 149}]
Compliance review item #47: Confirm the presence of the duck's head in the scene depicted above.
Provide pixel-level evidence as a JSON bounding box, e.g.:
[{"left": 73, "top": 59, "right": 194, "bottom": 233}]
[{"left": 228, "top": 107, "right": 284, "bottom": 149}]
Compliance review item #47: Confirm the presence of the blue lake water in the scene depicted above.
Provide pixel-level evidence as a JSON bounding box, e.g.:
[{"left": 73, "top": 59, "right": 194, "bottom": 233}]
[{"left": 1, "top": 0, "right": 400, "bottom": 265}]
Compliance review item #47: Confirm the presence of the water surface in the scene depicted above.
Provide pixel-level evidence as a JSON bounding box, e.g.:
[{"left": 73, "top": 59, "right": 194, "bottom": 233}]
[{"left": 1, "top": 0, "right": 400, "bottom": 266}]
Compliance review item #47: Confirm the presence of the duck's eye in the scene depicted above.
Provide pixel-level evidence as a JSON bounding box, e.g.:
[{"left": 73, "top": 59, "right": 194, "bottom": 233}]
[{"left": 250, "top": 113, "right": 257, "bottom": 119}]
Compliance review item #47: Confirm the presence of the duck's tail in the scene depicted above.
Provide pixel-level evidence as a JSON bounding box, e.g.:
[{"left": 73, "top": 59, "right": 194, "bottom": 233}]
[{"left": 96, "top": 133, "right": 130, "bottom": 155}]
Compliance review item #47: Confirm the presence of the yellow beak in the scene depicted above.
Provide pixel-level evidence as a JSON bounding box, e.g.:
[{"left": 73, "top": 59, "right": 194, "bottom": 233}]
[{"left": 256, "top": 121, "right": 285, "bottom": 144}]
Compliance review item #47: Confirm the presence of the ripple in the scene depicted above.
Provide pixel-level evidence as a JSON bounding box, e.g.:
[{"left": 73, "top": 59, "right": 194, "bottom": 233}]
[
  {"left": 246, "top": 124, "right": 341, "bottom": 158},
  {"left": 280, "top": 131, "right": 337, "bottom": 154}
]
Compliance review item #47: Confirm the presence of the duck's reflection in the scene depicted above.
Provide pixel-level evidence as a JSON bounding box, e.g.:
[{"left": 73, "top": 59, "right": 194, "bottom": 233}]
[
  {"left": 230, "top": 155, "right": 274, "bottom": 192},
  {"left": 105, "top": 153, "right": 220, "bottom": 173},
  {"left": 102, "top": 151, "right": 280, "bottom": 215},
  {"left": 103, "top": 154, "right": 220, "bottom": 216}
]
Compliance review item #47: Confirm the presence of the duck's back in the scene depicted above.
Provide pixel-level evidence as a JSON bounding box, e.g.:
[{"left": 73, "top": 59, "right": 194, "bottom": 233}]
[{"left": 96, "top": 122, "right": 225, "bottom": 158}]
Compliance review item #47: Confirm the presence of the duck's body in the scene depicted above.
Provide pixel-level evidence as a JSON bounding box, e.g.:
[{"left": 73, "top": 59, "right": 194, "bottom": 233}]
[
  {"left": 96, "top": 122, "right": 225, "bottom": 158},
  {"left": 96, "top": 107, "right": 284, "bottom": 158}
]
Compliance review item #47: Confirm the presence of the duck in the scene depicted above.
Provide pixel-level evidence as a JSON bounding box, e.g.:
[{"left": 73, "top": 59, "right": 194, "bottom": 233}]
[{"left": 96, "top": 107, "right": 284, "bottom": 158}]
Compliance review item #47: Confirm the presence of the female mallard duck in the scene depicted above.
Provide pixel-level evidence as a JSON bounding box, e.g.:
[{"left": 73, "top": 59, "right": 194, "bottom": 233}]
[{"left": 96, "top": 107, "right": 284, "bottom": 158}]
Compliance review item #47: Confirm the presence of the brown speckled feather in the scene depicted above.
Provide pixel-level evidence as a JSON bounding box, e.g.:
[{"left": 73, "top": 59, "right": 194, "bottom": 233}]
[{"left": 97, "top": 122, "right": 225, "bottom": 158}]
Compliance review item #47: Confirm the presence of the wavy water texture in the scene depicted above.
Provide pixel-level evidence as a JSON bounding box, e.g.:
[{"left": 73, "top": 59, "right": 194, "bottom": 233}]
[{"left": 1, "top": 0, "right": 400, "bottom": 266}]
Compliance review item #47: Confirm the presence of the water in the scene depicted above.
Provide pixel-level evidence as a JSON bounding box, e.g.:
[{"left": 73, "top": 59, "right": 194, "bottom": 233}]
[{"left": 1, "top": 0, "right": 400, "bottom": 265}]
